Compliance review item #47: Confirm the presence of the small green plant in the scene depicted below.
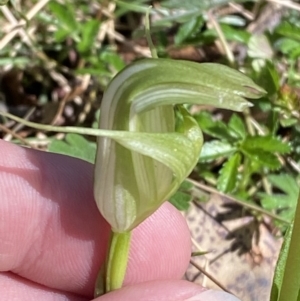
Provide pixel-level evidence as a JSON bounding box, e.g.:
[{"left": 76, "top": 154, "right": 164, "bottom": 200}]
[{"left": 197, "top": 111, "right": 291, "bottom": 191}]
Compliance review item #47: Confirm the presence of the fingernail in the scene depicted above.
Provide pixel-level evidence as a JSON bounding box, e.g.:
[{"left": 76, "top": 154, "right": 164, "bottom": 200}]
[{"left": 184, "top": 290, "right": 242, "bottom": 301}]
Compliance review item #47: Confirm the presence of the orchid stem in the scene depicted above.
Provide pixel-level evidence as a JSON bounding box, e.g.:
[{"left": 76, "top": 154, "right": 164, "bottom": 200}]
[
  {"left": 105, "top": 231, "right": 131, "bottom": 292},
  {"left": 94, "top": 230, "right": 131, "bottom": 297},
  {"left": 145, "top": 6, "right": 158, "bottom": 59}
]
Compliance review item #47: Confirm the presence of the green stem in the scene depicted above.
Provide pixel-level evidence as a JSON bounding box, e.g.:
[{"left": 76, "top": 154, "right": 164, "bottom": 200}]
[
  {"left": 145, "top": 6, "right": 158, "bottom": 59},
  {"left": 277, "top": 192, "right": 300, "bottom": 301},
  {"left": 94, "top": 230, "right": 131, "bottom": 297},
  {"left": 105, "top": 231, "right": 131, "bottom": 292}
]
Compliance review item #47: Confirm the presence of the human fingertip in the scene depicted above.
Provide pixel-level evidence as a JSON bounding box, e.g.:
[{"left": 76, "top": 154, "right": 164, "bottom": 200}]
[{"left": 184, "top": 290, "right": 241, "bottom": 301}]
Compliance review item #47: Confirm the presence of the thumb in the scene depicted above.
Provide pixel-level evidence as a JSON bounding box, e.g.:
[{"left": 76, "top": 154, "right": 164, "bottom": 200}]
[{"left": 95, "top": 280, "right": 241, "bottom": 301}]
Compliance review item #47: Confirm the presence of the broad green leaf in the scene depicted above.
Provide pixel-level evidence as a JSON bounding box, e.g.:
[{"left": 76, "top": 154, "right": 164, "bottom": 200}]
[
  {"left": 228, "top": 113, "right": 246, "bottom": 139},
  {"left": 199, "top": 140, "right": 235, "bottom": 162},
  {"left": 242, "top": 135, "right": 291, "bottom": 154},
  {"left": 77, "top": 20, "right": 101, "bottom": 55},
  {"left": 48, "top": 133, "right": 97, "bottom": 163},
  {"left": 217, "top": 152, "right": 241, "bottom": 193}
]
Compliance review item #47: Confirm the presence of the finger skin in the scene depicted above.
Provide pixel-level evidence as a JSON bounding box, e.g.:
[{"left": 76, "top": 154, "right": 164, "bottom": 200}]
[
  {"left": 96, "top": 280, "right": 206, "bottom": 301},
  {"left": 1, "top": 275, "right": 231, "bottom": 301},
  {"left": 0, "top": 139, "right": 192, "bottom": 297},
  {"left": 0, "top": 272, "right": 87, "bottom": 301}
]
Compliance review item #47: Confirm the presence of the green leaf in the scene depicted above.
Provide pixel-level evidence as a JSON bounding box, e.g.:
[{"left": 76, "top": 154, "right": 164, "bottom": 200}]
[
  {"left": 100, "top": 51, "right": 126, "bottom": 72},
  {"left": 179, "top": 179, "right": 194, "bottom": 191},
  {"left": 242, "top": 148, "right": 281, "bottom": 170},
  {"left": 242, "top": 135, "right": 291, "bottom": 154},
  {"left": 219, "top": 15, "right": 246, "bottom": 27},
  {"left": 169, "top": 191, "right": 192, "bottom": 210},
  {"left": 228, "top": 113, "right": 246, "bottom": 139},
  {"left": 260, "top": 174, "right": 298, "bottom": 222},
  {"left": 217, "top": 152, "right": 241, "bottom": 193},
  {"left": 219, "top": 24, "right": 250, "bottom": 44},
  {"left": 271, "top": 191, "right": 300, "bottom": 301},
  {"left": 267, "top": 110, "right": 280, "bottom": 135},
  {"left": 269, "top": 174, "right": 299, "bottom": 197},
  {"left": 275, "top": 38, "right": 300, "bottom": 58},
  {"left": 48, "top": 133, "right": 96, "bottom": 163},
  {"left": 48, "top": 1, "right": 78, "bottom": 33},
  {"left": 281, "top": 117, "right": 298, "bottom": 128},
  {"left": 276, "top": 21, "right": 300, "bottom": 41},
  {"left": 195, "top": 111, "right": 236, "bottom": 141},
  {"left": 77, "top": 20, "right": 101, "bottom": 55},
  {"left": 54, "top": 28, "right": 71, "bottom": 43},
  {"left": 115, "top": 0, "right": 150, "bottom": 16},
  {"left": 174, "top": 17, "right": 204, "bottom": 45},
  {"left": 248, "top": 34, "right": 273, "bottom": 60},
  {"left": 169, "top": 180, "right": 194, "bottom": 210},
  {"left": 199, "top": 140, "right": 235, "bottom": 162},
  {"left": 256, "top": 61, "right": 280, "bottom": 95},
  {"left": 270, "top": 224, "right": 293, "bottom": 301}
]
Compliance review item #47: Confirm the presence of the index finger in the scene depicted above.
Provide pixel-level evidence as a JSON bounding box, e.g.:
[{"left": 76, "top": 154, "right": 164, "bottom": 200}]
[{"left": 0, "top": 139, "right": 191, "bottom": 298}]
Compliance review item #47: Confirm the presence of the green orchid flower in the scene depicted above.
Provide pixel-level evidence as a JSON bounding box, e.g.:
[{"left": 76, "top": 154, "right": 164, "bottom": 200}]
[
  {"left": 93, "top": 58, "right": 264, "bottom": 233},
  {"left": 0, "top": 57, "right": 266, "bottom": 295}
]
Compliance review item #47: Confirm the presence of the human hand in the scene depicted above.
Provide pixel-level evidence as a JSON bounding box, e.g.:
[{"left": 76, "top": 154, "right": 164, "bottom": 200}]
[{"left": 0, "top": 139, "right": 240, "bottom": 301}]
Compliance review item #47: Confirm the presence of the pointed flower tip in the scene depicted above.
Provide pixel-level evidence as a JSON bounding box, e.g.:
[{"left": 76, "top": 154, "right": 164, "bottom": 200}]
[
  {"left": 244, "top": 84, "right": 267, "bottom": 98},
  {"left": 241, "top": 101, "right": 253, "bottom": 110}
]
